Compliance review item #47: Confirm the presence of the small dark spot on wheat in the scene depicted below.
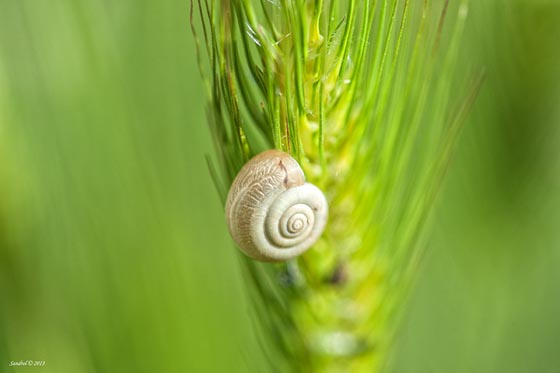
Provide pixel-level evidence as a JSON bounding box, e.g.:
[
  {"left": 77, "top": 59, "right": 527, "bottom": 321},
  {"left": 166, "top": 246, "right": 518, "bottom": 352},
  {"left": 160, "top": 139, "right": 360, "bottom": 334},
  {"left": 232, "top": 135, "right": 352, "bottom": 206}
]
[{"left": 327, "top": 263, "right": 347, "bottom": 286}]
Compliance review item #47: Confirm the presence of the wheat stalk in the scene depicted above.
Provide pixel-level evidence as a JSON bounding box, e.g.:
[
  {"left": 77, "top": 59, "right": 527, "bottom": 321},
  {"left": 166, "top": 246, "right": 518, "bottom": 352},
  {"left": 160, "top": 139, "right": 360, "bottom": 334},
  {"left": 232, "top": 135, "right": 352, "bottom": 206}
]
[{"left": 191, "top": 0, "right": 480, "bottom": 371}]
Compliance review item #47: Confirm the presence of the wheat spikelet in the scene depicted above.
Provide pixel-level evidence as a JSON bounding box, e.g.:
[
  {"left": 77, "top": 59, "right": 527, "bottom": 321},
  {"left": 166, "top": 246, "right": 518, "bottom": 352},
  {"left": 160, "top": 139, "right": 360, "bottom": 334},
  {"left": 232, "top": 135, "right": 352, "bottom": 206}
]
[{"left": 191, "top": 0, "right": 480, "bottom": 371}]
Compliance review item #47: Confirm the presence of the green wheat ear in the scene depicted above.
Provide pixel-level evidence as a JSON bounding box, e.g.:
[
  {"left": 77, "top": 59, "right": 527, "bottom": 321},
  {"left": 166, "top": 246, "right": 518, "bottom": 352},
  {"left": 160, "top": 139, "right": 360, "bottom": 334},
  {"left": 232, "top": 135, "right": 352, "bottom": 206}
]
[{"left": 191, "top": 0, "right": 481, "bottom": 371}]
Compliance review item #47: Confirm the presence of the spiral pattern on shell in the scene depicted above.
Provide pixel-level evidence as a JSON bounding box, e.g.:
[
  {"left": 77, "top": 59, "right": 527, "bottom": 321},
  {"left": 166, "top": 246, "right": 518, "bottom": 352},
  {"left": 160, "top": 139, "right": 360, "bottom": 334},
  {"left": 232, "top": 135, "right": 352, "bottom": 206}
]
[{"left": 225, "top": 150, "right": 328, "bottom": 262}]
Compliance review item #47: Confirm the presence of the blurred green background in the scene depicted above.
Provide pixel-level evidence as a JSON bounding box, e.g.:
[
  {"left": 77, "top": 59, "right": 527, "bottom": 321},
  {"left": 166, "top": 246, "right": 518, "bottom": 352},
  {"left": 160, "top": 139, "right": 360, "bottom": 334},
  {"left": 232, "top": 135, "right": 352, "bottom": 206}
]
[{"left": 0, "top": 1, "right": 558, "bottom": 372}]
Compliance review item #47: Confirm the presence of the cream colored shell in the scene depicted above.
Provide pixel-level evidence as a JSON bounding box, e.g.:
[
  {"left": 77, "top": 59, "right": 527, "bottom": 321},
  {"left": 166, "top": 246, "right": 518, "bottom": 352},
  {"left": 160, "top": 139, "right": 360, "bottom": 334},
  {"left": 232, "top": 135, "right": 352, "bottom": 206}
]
[{"left": 225, "top": 150, "right": 328, "bottom": 262}]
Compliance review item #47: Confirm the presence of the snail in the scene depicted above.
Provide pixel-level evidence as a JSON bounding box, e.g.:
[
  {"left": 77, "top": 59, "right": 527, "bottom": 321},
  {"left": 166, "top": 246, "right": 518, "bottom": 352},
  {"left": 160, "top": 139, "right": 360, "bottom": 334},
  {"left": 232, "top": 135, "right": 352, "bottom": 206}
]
[{"left": 225, "top": 150, "right": 328, "bottom": 262}]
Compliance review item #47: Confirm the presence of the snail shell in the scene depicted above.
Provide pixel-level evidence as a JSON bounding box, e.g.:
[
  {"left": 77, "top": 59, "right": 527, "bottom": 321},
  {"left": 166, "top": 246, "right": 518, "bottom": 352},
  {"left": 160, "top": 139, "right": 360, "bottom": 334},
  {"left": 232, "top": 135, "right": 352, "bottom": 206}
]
[{"left": 225, "top": 150, "right": 328, "bottom": 262}]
